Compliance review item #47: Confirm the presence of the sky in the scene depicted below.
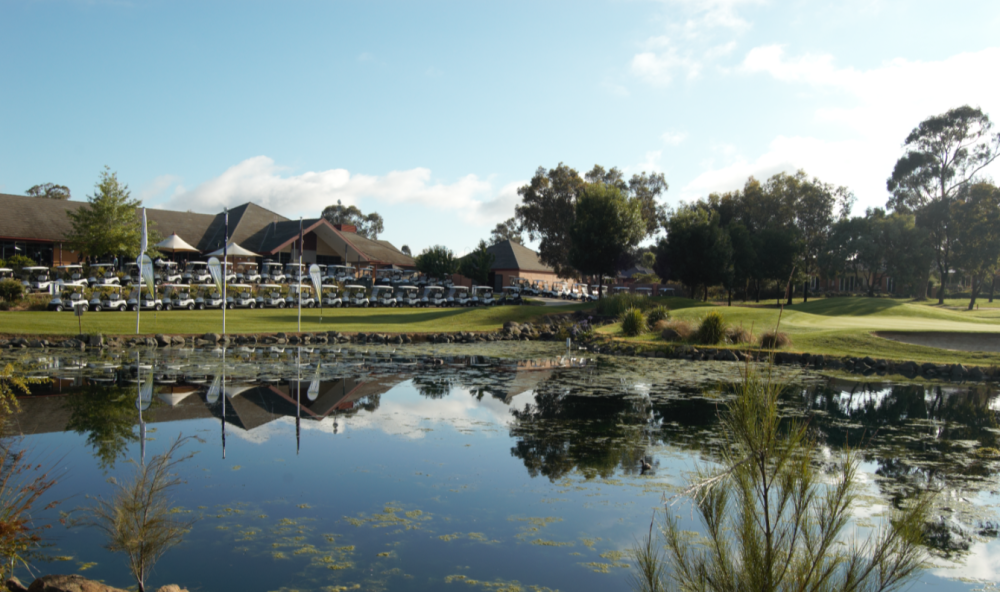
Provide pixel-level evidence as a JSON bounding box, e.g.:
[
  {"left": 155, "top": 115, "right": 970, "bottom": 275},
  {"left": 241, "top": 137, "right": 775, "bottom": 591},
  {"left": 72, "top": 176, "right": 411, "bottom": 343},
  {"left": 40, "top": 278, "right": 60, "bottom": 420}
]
[{"left": 2, "top": 0, "right": 999, "bottom": 256}]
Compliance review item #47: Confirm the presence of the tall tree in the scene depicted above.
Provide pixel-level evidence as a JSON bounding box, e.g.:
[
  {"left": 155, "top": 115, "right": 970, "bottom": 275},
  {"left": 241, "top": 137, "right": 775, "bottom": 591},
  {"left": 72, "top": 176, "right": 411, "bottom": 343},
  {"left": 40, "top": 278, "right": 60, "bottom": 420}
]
[
  {"left": 489, "top": 217, "right": 523, "bottom": 245},
  {"left": 415, "top": 245, "right": 458, "bottom": 281},
  {"left": 321, "top": 203, "right": 385, "bottom": 239},
  {"left": 400, "top": 245, "right": 412, "bottom": 257},
  {"left": 458, "top": 240, "right": 495, "bottom": 286},
  {"left": 953, "top": 183, "right": 1000, "bottom": 310},
  {"left": 26, "top": 183, "right": 71, "bottom": 200},
  {"left": 66, "top": 167, "right": 146, "bottom": 260},
  {"left": 515, "top": 164, "right": 586, "bottom": 277},
  {"left": 887, "top": 106, "right": 1000, "bottom": 300},
  {"left": 568, "top": 183, "right": 645, "bottom": 298},
  {"left": 659, "top": 206, "right": 732, "bottom": 301}
]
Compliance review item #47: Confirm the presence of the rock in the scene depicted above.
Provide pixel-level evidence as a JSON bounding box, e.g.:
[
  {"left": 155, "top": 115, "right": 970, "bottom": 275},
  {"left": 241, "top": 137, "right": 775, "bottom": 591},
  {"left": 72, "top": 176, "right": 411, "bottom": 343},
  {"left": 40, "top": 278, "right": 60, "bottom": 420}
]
[
  {"left": 154, "top": 586, "right": 189, "bottom": 592},
  {"left": 155, "top": 334, "right": 170, "bottom": 347},
  {"left": 899, "top": 361, "right": 918, "bottom": 376},
  {"left": 202, "top": 333, "right": 220, "bottom": 343},
  {"left": 287, "top": 335, "right": 300, "bottom": 345},
  {"left": 7, "top": 576, "right": 28, "bottom": 592},
  {"left": 952, "top": 364, "right": 967, "bottom": 381},
  {"left": 921, "top": 362, "right": 937, "bottom": 376},
  {"left": 88, "top": 334, "right": 104, "bottom": 348},
  {"left": 969, "top": 366, "right": 985, "bottom": 381},
  {"left": 503, "top": 321, "right": 519, "bottom": 330},
  {"left": 812, "top": 354, "right": 824, "bottom": 368},
  {"left": 26, "top": 574, "right": 128, "bottom": 592},
  {"left": 862, "top": 356, "right": 876, "bottom": 368}
]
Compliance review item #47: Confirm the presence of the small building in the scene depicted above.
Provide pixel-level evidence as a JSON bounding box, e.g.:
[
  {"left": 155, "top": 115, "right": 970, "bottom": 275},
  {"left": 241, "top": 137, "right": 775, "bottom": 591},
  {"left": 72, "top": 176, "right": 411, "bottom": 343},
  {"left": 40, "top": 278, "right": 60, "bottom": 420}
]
[{"left": 452, "top": 240, "right": 574, "bottom": 290}]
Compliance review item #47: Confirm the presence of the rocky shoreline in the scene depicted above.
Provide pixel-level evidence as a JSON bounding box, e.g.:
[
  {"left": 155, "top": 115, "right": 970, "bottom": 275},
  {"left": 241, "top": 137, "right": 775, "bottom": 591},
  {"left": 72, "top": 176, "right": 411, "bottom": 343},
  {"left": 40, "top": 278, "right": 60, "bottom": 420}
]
[{"left": 5, "top": 574, "right": 186, "bottom": 592}]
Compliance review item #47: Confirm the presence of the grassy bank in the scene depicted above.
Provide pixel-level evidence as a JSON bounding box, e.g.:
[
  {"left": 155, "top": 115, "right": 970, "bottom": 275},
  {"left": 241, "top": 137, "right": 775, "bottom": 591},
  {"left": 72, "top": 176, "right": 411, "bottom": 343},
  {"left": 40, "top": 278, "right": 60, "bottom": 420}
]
[
  {"left": 0, "top": 303, "right": 590, "bottom": 337},
  {"left": 597, "top": 296, "right": 1000, "bottom": 366}
]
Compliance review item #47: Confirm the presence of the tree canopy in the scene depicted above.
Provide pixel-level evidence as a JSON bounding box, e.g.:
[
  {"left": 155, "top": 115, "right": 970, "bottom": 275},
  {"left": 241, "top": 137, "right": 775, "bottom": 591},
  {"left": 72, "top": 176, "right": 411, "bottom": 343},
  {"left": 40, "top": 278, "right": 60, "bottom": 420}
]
[
  {"left": 458, "top": 240, "right": 495, "bottom": 286},
  {"left": 26, "top": 183, "right": 71, "bottom": 200},
  {"left": 415, "top": 245, "right": 458, "bottom": 281},
  {"left": 321, "top": 202, "right": 385, "bottom": 239},
  {"left": 65, "top": 167, "right": 151, "bottom": 260},
  {"left": 489, "top": 217, "right": 522, "bottom": 245},
  {"left": 568, "top": 183, "right": 645, "bottom": 294}
]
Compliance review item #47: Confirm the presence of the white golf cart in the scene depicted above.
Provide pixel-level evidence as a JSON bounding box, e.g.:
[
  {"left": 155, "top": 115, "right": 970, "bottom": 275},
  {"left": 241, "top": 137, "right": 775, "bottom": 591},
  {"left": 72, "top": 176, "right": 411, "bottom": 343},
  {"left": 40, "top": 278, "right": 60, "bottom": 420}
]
[
  {"left": 284, "top": 263, "right": 307, "bottom": 283},
  {"left": 420, "top": 286, "right": 446, "bottom": 307},
  {"left": 237, "top": 262, "right": 261, "bottom": 284},
  {"left": 635, "top": 287, "right": 653, "bottom": 298},
  {"left": 285, "top": 284, "right": 316, "bottom": 308},
  {"left": 87, "top": 264, "right": 119, "bottom": 286},
  {"left": 22, "top": 267, "right": 53, "bottom": 292},
  {"left": 156, "top": 261, "right": 183, "bottom": 284},
  {"left": 566, "top": 283, "right": 587, "bottom": 301},
  {"left": 194, "top": 285, "right": 225, "bottom": 310},
  {"left": 0, "top": 268, "right": 13, "bottom": 281},
  {"left": 471, "top": 286, "right": 495, "bottom": 306},
  {"left": 588, "top": 285, "right": 608, "bottom": 301},
  {"left": 343, "top": 285, "right": 370, "bottom": 308},
  {"left": 257, "top": 284, "right": 286, "bottom": 308},
  {"left": 127, "top": 287, "right": 163, "bottom": 312},
  {"left": 48, "top": 284, "right": 89, "bottom": 312},
  {"left": 91, "top": 285, "right": 128, "bottom": 312},
  {"left": 500, "top": 286, "right": 523, "bottom": 305},
  {"left": 395, "top": 286, "right": 420, "bottom": 307},
  {"left": 262, "top": 260, "right": 286, "bottom": 283},
  {"left": 227, "top": 284, "right": 257, "bottom": 309},
  {"left": 161, "top": 284, "right": 195, "bottom": 310},
  {"left": 183, "top": 262, "right": 212, "bottom": 284},
  {"left": 547, "top": 282, "right": 567, "bottom": 298},
  {"left": 529, "top": 280, "right": 548, "bottom": 297},
  {"left": 446, "top": 286, "right": 471, "bottom": 307},
  {"left": 322, "top": 286, "right": 343, "bottom": 308},
  {"left": 56, "top": 265, "right": 88, "bottom": 287},
  {"left": 122, "top": 262, "right": 141, "bottom": 286},
  {"left": 369, "top": 285, "right": 396, "bottom": 307},
  {"left": 612, "top": 286, "right": 630, "bottom": 296}
]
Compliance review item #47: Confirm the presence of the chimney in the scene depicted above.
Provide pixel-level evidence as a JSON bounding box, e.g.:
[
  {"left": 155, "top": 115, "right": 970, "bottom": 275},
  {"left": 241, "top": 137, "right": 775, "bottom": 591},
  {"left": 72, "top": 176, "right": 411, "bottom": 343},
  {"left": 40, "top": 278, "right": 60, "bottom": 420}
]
[{"left": 333, "top": 224, "right": 357, "bottom": 233}]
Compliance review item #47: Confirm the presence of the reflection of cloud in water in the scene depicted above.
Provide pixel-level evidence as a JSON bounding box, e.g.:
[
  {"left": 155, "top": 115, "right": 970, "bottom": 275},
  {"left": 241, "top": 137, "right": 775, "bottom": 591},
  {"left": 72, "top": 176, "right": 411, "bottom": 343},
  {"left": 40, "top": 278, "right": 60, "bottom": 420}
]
[
  {"left": 932, "top": 540, "right": 1000, "bottom": 582},
  {"left": 228, "top": 417, "right": 292, "bottom": 444}
]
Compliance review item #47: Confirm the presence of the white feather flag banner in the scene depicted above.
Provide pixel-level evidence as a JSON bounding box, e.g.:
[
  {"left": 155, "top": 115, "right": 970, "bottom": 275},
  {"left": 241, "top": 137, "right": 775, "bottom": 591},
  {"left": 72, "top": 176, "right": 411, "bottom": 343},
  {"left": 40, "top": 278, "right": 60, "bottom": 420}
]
[
  {"left": 309, "top": 264, "right": 323, "bottom": 302},
  {"left": 208, "top": 257, "right": 223, "bottom": 293},
  {"left": 140, "top": 254, "right": 155, "bottom": 297}
]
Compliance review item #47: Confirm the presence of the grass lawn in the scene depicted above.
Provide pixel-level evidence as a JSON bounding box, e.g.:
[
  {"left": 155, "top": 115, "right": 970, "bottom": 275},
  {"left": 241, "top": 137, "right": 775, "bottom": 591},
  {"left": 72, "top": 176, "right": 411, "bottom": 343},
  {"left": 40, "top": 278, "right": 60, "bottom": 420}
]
[
  {"left": 597, "top": 296, "right": 1000, "bottom": 366},
  {"left": 0, "top": 303, "right": 590, "bottom": 337}
]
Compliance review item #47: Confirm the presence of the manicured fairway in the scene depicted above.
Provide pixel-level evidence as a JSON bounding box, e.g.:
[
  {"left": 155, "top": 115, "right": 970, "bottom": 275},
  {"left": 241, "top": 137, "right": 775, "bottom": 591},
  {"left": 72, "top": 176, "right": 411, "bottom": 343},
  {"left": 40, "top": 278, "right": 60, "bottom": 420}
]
[{"left": 0, "top": 303, "right": 590, "bottom": 336}]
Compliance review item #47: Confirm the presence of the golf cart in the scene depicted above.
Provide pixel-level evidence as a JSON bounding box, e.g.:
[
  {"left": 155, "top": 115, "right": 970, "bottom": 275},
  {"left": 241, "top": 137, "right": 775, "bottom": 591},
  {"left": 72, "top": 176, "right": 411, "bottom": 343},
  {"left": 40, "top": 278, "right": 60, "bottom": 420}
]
[
  {"left": 127, "top": 287, "right": 163, "bottom": 311},
  {"left": 162, "top": 284, "right": 196, "bottom": 310},
  {"left": 87, "top": 263, "right": 119, "bottom": 287},
  {"left": 588, "top": 285, "right": 607, "bottom": 301},
  {"left": 635, "top": 287, "right": 653, "bottom": 298},
  {"left": 183, "top": 262, "right": 211, "bottom": 284},
  {"left": 395, "top": 286, "right": 420, "bottom": 307},
  {"left": 194, "top": 285, "right": 225, "bottom": 310},
  {"left": 565, "top": 284, "right": 586, "bottom": 301},
  {"left": 529, "top": 280, "right": 548, "bottom": 297},
  {"left": 56, "top": 265, "right": 88, "bottom": 287},
  {"left": 91, "top": 285, "right": 127, "bottom": 312},
  {"left": 322, "top": 286, "right": 343, "bottom": 308},
  {"left": 0, "top": 268, "right": 12, "bottom": 281},
  {"left": 227, "top": 284, "right": 256, "bottom": 309},
  {"left": 263, "top": 260, "right": 286, "bottom": 283},
  {"left": 156, "top": 261, "right": 183, "bottom": 284},
  {"left": 500, "top": 286, "right": 523, "bottom": 305},
  {"left": 612, "top": 286, "right": 630, "bottom": 296},
  {"left": 237, "top": 262, "right": 261, "bottom": 284},
  {"left": 420, "top": 286, "right": 446, "bottom": 307},
  {"left": 257, "top": 284, "right": 286, "bottom": 308},
  {"left": 284, "top": 263, "right": 307, "bottom": 283},
  {"left": 343, "top": 285, "right": 370, "bottom": 308},
  {"left": 122, "top": 262, "right": 141, "bottom": 286},
  {"left": 48, "top": 284, "right": 89, "bottom": 312},
  {"left": 285, "top": 285, "right": 316, "bottom": 308},
  {"left": 22, "top": 267, "right": 53, "bottom": 292},
  {"left": 471, "top": 286, "right": 495, "bottom": 306},
  {"left": 544, "top": 282, "right": 566, "bottom": 298},
  {"left": 370, "top": 285, "right": 397, "bottom": 307},
  {"left": 446, "top": 286, "right": 471, "bottom": 307}
]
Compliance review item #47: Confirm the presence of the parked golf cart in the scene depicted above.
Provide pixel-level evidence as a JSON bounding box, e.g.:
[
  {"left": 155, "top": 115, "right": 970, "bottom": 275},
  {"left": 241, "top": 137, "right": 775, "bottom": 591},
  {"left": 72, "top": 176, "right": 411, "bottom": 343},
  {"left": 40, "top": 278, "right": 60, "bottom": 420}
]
[
  {"left": 500, "top": 286, "right": 523, "bottom": 305},
  {"left": 194, "top": 285, "right": 225, "bottom": 310},
  {"left": 87, "top": 264, "right": 119, "bottom": 287},
  {"left": 343, "top": 285, "right": 370, "bottom": 308},
  {"left": 545, "top": 282, "right": 566, "bottom": 298},
  {"left": 0, "top": 268, "right": 13, "bottom": 281},
  {"left": 227, "top": 284, "right": 257, "bottom": 309},
  {"left": 446, "top": 286, "right": 471, "bottom": 307},
  {"left": 156, "top": 261, "right": 183, "bottom": 284},
  {"left": 635, "top": 287, "right": 652, "bottom": 298},
  {"left": 236, "top": 262, "right": 262, "bottom": 284},
  {"left": 262, "top": 260, "right": 286, "bottom": 283},
  {"left": 56, "top": 265, "right": 88, "bottom": 287},
  {"left": 395, "top": 286, "right": 420, "bottom": 307},
  {"left": 322, "top": 286, "right": 343, "bottom": 308},
  {"left": 284, "top": 263, "right": 307, "bottom": 284},
  {"left": 285, "top": 285, "right": 316, "bottom": 308},
  {"left": 370, "top": 286, "right": 397, "bottom": 307},
  {"left": 22, "top": 267, "right": 53, "bottom": 292},
  {"left": 122, "top": 262, "right": 141, "bottom": 286},
  {"left": 471, "top": 286, "right": 495, "bottom": 306},
  {"left": 588, "top": 285, "right": 607, "bottom": 301},
  {"left": 529, "top": 280, "right": 548, "bottom": 297},
  {"left": 127, "top": 286, "right": 163, "bottom": 312},
  {"left": 420, "top": 286, "right": 446, "bottom": 307},
  {"left": 612, "top": 286, "right": 630, "bottom": 296},
  {"left": 91, "top": 285, "right": 128, "bottom": 312},
  {"left": 183, "top": 262, "right": 212, "bottom": 284},
  {"left": 161, "top": 284, "right": 195, "bottom": 310},
  {"left": 257, "top": 284, "right": 286, "bottom": 308},
  {"left": 48, "top": 284, "right": 88, "bottom": 312}
]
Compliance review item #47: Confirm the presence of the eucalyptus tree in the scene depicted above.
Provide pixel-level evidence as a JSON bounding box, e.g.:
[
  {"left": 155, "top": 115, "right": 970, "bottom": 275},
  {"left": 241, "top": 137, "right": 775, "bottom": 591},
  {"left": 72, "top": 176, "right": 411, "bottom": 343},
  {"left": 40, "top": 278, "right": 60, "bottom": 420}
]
[
  {"left": 568, "top": 183, "right": 645, "bottom": 297},
  {"left": 953, "top": 182, "right": 1000, "bottom": 310}
]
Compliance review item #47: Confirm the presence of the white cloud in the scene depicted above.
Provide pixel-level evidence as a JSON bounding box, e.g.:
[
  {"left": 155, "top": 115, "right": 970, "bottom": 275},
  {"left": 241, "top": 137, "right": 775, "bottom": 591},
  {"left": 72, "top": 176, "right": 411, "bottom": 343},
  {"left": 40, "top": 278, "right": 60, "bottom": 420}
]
[
  {"left": 681, "top": 46, "right": 1000, "bottom": 210},
  {"left": 155, "top": 156, "right": 521, "bottom": 227},
  {"left": 137, "top": 174, "right": 181, "bottom": 203},
  {"left": 661, "top": 130, "right": 689, "bottom": 145}
]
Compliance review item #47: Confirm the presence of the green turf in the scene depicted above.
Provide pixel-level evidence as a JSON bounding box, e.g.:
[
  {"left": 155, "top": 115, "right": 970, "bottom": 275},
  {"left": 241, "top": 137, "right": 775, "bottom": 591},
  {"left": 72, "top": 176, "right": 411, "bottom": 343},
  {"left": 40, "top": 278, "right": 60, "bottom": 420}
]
[{"left": 0, "top": 303, "right": 590, "bottom": 336}]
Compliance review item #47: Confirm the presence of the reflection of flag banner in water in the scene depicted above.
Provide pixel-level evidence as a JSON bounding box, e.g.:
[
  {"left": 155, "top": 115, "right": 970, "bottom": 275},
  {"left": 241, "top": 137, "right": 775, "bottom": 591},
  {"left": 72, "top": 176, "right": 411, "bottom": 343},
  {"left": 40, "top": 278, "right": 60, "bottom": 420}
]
[
  {"left": 309, "top": 264, "right": 322, "bottom": 302},
  {"left": 136, "top": 377, "right": 153, "bottom": 411},
  {"left": 307, "top": 362, "right": 321, "bottom": 401},
  {"left": 140, "top": 254, "right": 155, "bottom": 297},
  {"left": 208, "top": 257, "right": 223, "bottom": 294},
  {"left": 206, "top": 375, "right": 221, "bottom": 405}
]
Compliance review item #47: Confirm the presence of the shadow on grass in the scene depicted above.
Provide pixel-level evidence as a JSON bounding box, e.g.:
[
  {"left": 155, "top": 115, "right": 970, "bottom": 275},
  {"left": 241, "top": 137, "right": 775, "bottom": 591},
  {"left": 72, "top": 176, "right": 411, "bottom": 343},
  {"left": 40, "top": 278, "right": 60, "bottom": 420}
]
[
  {"left": 252, "top": 308, "right": 472, "bottom": 327},
  {"left": 788, "top": 297, "right": 904, "bottom": 317}
]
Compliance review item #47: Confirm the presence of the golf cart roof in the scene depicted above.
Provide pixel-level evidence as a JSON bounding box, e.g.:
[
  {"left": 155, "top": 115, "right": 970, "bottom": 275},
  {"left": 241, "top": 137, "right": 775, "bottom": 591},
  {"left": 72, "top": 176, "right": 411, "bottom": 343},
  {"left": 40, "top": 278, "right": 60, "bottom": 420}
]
[
  {"left": 23, "top": 266, "right": 49, "bottom": 271},
  {"left": 56, "top": 265, "right": 83, "bottom": 270},
  {"left": 0, "top": 268, "right": 12, "bottom": 272},
  {"left": 285, "top": 262, "right": 304, "bottom": 268},
  {"left": 228, "top": 284, "right": 252, "bottom": 289},
  {"left": 473, "top": 285, "right": 492, "bottom": 290},
  {"left": 399, "top": 285, "right": 418, "bottom": 291},
  {"left": 187, "top": 261, "right": 208, "bottom": 267},
  {"left": 239, "top": 262, "right": 258, "bottom": 267},
  {"left": 345, "top": 284, "right": 366, "bottom": 289},
  {"left": 452, "top": 286, "right": 469, "bottom": 291},
  {"left": 257, "top": 283, "right": 282, "bottom": 289},
  {"left": 425, "top": 285, "right": 444, "bottom": 291},
  {"left": 330, "top": 264, "right": 353, "bottom": 271},
  {"left": 90, "top": 263, "right": 114, "bottom": 268}
]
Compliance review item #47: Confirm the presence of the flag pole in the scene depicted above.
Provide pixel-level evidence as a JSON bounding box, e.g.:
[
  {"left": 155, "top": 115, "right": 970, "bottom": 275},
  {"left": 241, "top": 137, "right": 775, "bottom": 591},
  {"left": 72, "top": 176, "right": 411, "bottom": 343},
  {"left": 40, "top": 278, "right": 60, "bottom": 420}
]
[
  {"left": 298, "top": 216, "right": 303, "bottom": 333},
  {"left": 136, "top": 207, "right": 148, "bottom": 335},
  {"left": 223, "top": 207, "right": 229, "bottom": 336}
]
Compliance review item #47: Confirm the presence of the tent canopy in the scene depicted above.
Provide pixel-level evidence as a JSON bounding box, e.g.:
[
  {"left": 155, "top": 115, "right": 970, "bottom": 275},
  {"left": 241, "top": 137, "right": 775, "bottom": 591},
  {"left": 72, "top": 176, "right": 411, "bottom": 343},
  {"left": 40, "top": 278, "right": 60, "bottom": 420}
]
[
  {"left": 207, "top": 242, "right": 260, "bottom": 258},
  {"left": 155, "top": 233, "right": 200, "bottom": 253}
]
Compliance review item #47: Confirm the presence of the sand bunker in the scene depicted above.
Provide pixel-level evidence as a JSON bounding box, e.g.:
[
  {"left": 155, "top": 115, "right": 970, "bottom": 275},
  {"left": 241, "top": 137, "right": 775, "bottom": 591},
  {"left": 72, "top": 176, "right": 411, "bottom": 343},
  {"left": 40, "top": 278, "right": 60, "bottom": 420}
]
[{"left": 875, "top": 331, "right": 1000, "bottom": 353}]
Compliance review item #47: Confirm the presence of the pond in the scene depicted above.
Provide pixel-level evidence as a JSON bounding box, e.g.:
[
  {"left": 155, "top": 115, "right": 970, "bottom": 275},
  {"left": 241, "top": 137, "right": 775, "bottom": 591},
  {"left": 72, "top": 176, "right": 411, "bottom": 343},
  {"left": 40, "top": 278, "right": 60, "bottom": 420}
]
[{"left": 5, "top": 343, "right": 1000, "bottom": 591}]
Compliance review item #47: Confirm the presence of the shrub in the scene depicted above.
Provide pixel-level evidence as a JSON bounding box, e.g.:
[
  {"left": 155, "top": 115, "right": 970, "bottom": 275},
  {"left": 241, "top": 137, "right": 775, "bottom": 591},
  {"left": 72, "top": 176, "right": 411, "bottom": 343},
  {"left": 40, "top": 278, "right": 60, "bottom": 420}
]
[
  {"left": 597, "top": 293, "right": 654, "bottom": 317},
  {"left": 726, "top": 324, "right": 754, "bottom": 345},
  {"left": 0, "top": 279, "right": 24, "bottom": 304},
  {"left": 695, "top": 311, "right": 727, "bottom": 345},
  {"left": 646, "top": 305, "right": 670, "bottom": 326},
  {"left": 760, "top": 331, "right": 792, "bottom": 349},
  {"left": 620, "top": 308, "right": 647, "bottom": 337},
  {"left": 2, "top": 255, "right": 36, "bottom": 273},
  {"left": 659, "top": 320, "right": 694, "bottom": 342}
]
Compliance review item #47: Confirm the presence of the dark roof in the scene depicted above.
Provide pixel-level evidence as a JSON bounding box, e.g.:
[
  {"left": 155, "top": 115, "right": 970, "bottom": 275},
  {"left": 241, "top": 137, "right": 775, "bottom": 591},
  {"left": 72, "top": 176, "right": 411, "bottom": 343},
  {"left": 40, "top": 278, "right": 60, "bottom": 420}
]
[
  {"left": 351, "top": 235, "right": 415, "bottom": 267},
  {"left": 620, "top": 265, "right": 654, "bottom": 278},
  {"left": 0, "top": 193, "right": 84, "bottom": 241},
  {"left": 486, "top": 240, "right": 554, "bottom": 273}
]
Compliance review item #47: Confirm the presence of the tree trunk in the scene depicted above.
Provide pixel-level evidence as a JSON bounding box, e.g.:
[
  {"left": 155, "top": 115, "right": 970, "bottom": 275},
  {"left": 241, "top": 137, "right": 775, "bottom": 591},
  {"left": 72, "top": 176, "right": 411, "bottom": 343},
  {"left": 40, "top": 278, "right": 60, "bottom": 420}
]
[
  {"left": 969, "top": 275, "right": 981, "bottom": 310},
  {"left": 913, "top": 267, "right": 930, "bottom": 301},
  {"left": 937, "top": 262, "right": 947, "bottom": 304},
  {"left": 803, "top": 280, "right": 809, "bottom": 303},
  {"left": 785, "top": 280, "right": 793, "bottom": 306},
  {"left": 703, "top": 284, "right": 709, "bottom": 302},
  {"left": 597, "top": 274, "right": 603, "bottom": 300},
  {"left": 727, "top": 288, "right": 732, "bottom": 307},
  {"left": 990, "top": 276, "right": 995, "bottom": 303},
  {"left": 755, "top": 280, "right": 761, "bottom": 303}
]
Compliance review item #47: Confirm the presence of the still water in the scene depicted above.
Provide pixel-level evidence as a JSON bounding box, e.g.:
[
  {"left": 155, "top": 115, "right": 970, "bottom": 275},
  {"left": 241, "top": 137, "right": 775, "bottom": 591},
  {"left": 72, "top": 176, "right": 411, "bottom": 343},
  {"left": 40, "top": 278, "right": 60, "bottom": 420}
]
[{"left": 6, "top": 343, "right": 1000, "bottom": 591}]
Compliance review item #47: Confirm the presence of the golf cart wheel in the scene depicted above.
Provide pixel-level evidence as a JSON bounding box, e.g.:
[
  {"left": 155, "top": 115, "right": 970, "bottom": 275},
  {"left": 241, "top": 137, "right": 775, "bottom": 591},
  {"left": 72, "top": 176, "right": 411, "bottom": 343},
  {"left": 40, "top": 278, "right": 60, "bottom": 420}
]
[
  {"left": 119, "top": 304, "right": 127, "bottom": 312},
  {"left": 307, "top": 302, "right": 314, "bottom": 309},
  {"left": 363, "top": 302, "right": 369, "bottom": 308},
  {"left": 227, "top": 303, "right": 234, "bottom": 309},
  {"left": 197, "top": 303, "right": 205, "bottom": 310},
  {"left": 128, "top": 304, "right": 136, "bottom": 312},
  {"left": 334, "top": 302, "right": 342, "bottom": 308},
  {"left": 81, "top": 305, "right": 89, "bottom": 312},
  {"left": 187, "top": 303, "right": 194, "bottom": 310},
  {"left": 165, "top": 304, "right": 172, "bottom": 311},
  {"left": 249, "top": 302, "right": 255, "bottom": 309},
  {"left": 93, "top": 305, "right": 101, "bottom": 312},
  {"left": 278, "top": 302, "right": 286, "bottom": 309},
  {"left": 54, "top": 305, "right": 63, "bottom": 312}
]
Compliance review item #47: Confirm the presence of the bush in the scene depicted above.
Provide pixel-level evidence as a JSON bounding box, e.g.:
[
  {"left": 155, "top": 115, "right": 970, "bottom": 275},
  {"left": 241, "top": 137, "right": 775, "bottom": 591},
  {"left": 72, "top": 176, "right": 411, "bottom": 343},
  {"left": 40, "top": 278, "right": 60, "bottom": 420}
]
[
  {"left": 0, "top": 279, "right": 24, "bottom": 303},
  {"left": 726, "top": 324, "right": 754, "bottom": 345},
  {"left": 597, "top": 293, "right": 654, "bottom": 317},
  {"left": 620, "top": 308, "right": 647, "bottom": 337},
  {"left": 760, "top": 331, "right": 792, "bottom": 349},
  {"left": 659, "top": 319, "right": 694, "bottom": 342},
  {"left": 646, "top": 305, "right": 670, "bottom": 326},
  {"left": 695, "top": 311, "right": 727, "bottom": 345},
  {"left": 2, "top": 255, "right": 36, "bottom": 273}
]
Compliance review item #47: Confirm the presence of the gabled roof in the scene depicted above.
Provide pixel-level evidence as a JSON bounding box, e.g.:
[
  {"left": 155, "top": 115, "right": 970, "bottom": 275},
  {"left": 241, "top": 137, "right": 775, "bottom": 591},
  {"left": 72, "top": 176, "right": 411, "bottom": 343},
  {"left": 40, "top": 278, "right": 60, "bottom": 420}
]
[
  {"left": 0, "top": 193, "right": 84, "bottom": 241},
  {"left": 486, "top": 240, "right": 554, "bottom": 273}
]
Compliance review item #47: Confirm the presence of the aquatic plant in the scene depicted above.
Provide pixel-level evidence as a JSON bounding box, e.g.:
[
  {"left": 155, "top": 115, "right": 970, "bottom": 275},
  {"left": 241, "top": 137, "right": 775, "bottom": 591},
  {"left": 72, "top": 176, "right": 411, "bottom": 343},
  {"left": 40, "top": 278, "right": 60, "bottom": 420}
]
[
  {"left": 629, "top": 365, "right": 932, "bottom": 592},
  {"left": 760, "top": 330, "right": 791, "bottom": 349},
  {"left": 645, "top": 305, "right": 670, "bottom": 326},
  {"left": 694, "top": 311, "right": 727, "bottom": 345},
  {"left": 620, "top": 308, "right": 647, "bottom": 337},
  {"left": 82, "top": 435, "right": 197, "bottom": 592}
]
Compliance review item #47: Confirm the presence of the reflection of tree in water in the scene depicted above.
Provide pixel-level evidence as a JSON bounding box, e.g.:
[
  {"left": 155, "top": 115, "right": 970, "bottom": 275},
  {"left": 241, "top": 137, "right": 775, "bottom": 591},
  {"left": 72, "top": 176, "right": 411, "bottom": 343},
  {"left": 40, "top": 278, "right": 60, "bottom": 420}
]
[
  {"left": 65, "top": 382, "right": 155, "bottom": 470},
  {"left": 412, "top": 365, "right": 516, "bottom": 401},
  {"left": 413, "top": 374, "right": 452, "bottom": 399}
]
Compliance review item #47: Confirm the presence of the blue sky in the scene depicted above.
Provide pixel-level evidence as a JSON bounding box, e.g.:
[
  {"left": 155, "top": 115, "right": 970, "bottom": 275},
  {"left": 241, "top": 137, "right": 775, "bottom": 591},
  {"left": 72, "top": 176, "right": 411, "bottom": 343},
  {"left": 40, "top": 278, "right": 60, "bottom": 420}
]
[{"left": 2, "top": 0, "right": 998, "bottom": 255}]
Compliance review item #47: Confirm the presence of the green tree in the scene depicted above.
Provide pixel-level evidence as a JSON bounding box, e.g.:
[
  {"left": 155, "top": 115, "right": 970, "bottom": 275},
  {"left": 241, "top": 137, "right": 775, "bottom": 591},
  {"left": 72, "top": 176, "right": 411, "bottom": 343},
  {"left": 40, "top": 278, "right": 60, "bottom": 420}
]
[
  {"left": 515, "top": 164, "right": 586, "bottom": 277},
  {"left": 489, "top": 217, "right": 523, "bottom": 245},
  {"left": 659, "top": 206, "right": 732, "bottom": 301},
  {"left": 584, "top": 165, "right": 670, "bottom": 237},
  {"left": 458, "top": 240, "right": 495, "bottom": 286},
  {"left": 568, "top": 183, "right": 645, "bottom": 297},
  {"left": 640, "top": 251, "right": 656, "bottom": 269},
  {"left": 633, "top": 366, "right": 931, "bottom": 592},
  {"left": 66, "top": 167, "right": 146, "bottom": 260},
  {"left": 400, "top": 245, "right": 412, "bottom": 257},
  {"left": 887, "top": 106, "right": 1000, "bottom": 300},
  {"left": 415, "top": 245, "right": 458, "bottom": 281},
  {"left": 321, "top": 202, "right": 385, "bottom": 239},
  {"left": 25, "top": 183, "right": 71, "bottom": 200},
  {"left": 753, "top": 228, "right": 798, "bottom": 304},
  {"left": 953, "top": 183, "right": 1000, "bottom": 310},
  {"left": 725, "top": 223, "right": 755, "bottom": 305},
  {"left": 65, "top": 384, "right": 143, "bottom": 470}
]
